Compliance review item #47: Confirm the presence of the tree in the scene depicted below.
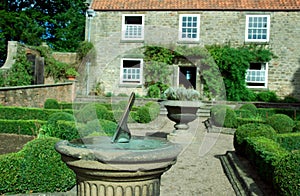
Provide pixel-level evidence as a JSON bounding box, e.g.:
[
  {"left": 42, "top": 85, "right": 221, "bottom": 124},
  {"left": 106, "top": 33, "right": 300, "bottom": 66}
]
[{"left": 0, "top": 0, "right": 86, "bottom": 66}]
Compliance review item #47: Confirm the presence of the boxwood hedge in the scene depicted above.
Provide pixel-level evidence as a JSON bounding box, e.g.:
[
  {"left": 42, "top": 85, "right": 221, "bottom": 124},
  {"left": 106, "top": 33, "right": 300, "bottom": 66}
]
[
  {"left": 266, "top": 114, "right": 294, "bottom": 133},
  {"left": 0, "top": 137, "right": 76, "bottom": 195},
  {"left": 0, "top": 119, "right": 46, "bottom": 135},
  {"left": 276, "top": 132, "right": 300, "bottom": 151}
]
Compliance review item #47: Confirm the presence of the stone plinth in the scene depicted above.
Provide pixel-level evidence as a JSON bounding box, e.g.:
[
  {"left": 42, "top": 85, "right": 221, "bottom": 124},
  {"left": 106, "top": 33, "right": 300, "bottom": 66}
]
[{"left": 55, "top": 136, "right": 181, "bottom": 196}]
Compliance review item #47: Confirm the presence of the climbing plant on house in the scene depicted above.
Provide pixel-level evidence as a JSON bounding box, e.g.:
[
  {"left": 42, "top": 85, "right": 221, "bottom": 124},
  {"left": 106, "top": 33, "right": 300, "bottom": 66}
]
[{"left": 206, "top": 44, "right": 275, "bottom": 101}]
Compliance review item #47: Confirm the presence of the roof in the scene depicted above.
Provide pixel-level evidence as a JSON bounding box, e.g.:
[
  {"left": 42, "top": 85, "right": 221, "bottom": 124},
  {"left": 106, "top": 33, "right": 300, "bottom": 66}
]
[{"left": 91, "top": 0, "right": 300, "bottom": 11}]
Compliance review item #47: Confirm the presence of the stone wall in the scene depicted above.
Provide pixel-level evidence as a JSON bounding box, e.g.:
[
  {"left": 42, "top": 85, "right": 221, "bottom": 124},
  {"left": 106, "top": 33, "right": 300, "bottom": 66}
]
[
  {"left": 0, "top": 82, "right": 76, "bottom": 108},
  {"left": 88, "top": 10, "right": 300, "bottom": 99}
]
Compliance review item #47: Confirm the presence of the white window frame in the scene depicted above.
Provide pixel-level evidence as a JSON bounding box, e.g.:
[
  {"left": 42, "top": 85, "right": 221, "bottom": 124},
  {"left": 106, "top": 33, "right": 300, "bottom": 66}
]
[
  {"left": 179, "top": 14, "right": 200, "bottom": 41},
  {"left": 122, "top": 14, "right": 144, "bottom": 40},
  {"left": 120, "top": 58, "right": 143, "bottom": 85},
  {"left": 246, "top": 62, "right": 268, "bottom": 88},
  {"left": 245, "top": 15, "right": 270, "bottom": 42}
]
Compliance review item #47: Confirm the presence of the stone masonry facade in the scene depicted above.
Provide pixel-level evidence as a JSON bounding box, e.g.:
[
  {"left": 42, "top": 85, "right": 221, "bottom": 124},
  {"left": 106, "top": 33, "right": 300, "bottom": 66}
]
[{"left": 87, "top": 10, "right": 300, "bottom": 99}]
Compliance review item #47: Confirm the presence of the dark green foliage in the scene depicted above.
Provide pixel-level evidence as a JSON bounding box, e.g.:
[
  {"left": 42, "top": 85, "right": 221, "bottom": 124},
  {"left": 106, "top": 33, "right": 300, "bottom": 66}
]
[
  {"left": 273, "top": 150, "right": 300, "bottom": 196},
  {"left": 1, "top": 46, "right": 34, "bottom": 87},
  {"left": 235, "top": 109, "right": 255, "bottom": 118},
  {"left": 47, "top": 112, "right": 75, "bottom": 127},
  {"left": 236, "top": 117, "right": 265, "bottom": 127},
  {"left": 206, "top": 44, "right": 274, "bottom": 101},
  {"left": 136, "top": 106, "right": 151, "bottom": 123},
  {"left": 282, "top": 96, "right": 299, "bottom": 103},
  {"left": 75, "top": 103, "right": 111, "bottom": 123},
  {"left": 0, "top": 106, "right": 73, "bottom": 120},
  {"left": 276, "top": 132, "right": 300, "bottom": 151},
  {"left": 234, "top": 123, "right": 277, "bottom": 155},
  {"left": 78, "top": 119, "right": 117, "bottom": 137},
  {"left": 239, "top": 103, "right": 257, "bottom": 116},
  {"left": 0, "top": 119, "right": 45, "bottom": 135},
  {"left": 266, "top": 114, "right": 294, "bottom": 133},
  {"left": 245, "top": 137, "right": 288, "bottom": 185},
  {"left": 256, "top": 91, "right": 279, "bottom": 102},
  {"left": 0, "top": 137, "right": 76, "bottom": 195},
  {"left": 211, "top": 105, "right": 237, "bottom": 128},
  {"left": 294, "top": 121, "right": 300, "bottom": 132},
  {"left": 147, "top": 82, "right": 169, "bottom": 98},
  {"left": 44, "top": 98, "right": 60, "bottom": 109}
]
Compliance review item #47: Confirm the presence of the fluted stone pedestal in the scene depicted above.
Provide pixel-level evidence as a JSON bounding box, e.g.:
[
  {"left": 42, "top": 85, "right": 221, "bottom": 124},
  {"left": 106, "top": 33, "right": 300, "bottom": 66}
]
[{"left": 55, "top": 136, "right": 181, "bottom": 196}]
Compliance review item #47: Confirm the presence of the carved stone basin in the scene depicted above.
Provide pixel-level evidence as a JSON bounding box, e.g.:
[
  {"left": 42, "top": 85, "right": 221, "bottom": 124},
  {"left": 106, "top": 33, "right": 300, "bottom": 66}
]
[
  {"left": 55, "top": 93, "right": 182, "bottom": 196},
  {"left": 55, "top": 136, "right": 181, "bottom": 196}
]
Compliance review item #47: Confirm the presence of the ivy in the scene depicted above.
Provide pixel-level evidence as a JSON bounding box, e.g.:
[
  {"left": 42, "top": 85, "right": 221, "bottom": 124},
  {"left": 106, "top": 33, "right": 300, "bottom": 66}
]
[{"left": 0, "top": 45, "right": 33, "bottom": 87}]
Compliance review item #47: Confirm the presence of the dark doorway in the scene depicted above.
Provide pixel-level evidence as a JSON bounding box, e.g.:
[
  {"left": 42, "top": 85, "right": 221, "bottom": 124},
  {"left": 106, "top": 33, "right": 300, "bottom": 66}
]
[{"left": 179, "top": 66, "right": 196, "bottom": 89}]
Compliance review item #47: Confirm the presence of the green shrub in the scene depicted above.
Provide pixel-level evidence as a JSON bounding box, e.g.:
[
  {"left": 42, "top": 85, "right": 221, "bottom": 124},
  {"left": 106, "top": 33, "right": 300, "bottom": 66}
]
[
  {"left": 257, "top": 108, "right": 276, "bottom": 119},
  {"left": 282, "top": 96, "right": 299, "bottom": 103},
  {"left": 239, "top": 103, "right": 257, "bottom": 116},
  {"left": 245, "top": 137, "right": 288, "bottom": 185},
  {"left": 47, "top": 112, "right": 75, "bottom": 126},
  {"left": 236, "top": 117, "right": 265, "bottom": 127},
  {"left": 273, "top": 150, "right": 300, "bottom": 196},
  {"left": 235, "top": 109, "right": 255, "bottom": 118},
  {"left": 0, "top": 119, "right": 46, "bottom": 135},
  {"left": 136, "top": 106, "right": 151, "bottom": 123},
  {"left": 294, "top": 121, "right": 300, "bottom": 132},
  {"left": 0, "top": 106, "right": 73, "bottom": 121},
  {"left": 75, "top": 103, "right": 112, "bottom": 123},
  {"left": 234, "top": 123, "right": 277, "bottom": 155},
  {"left": 256, "top": 91, "right": 279, "bottom": 102},
  {"left": 147, "top": 84, "right": 161, "bottom": 98},
  {"left": 211, "top": 105, "right": 237, "bottom": 128},
  {"left": 276, "top": 132, "right": 300, "bottom": 151},
  {"left": 44, "top": 99, "right": 60, "bottom": 109},
  {"left": 145, "top": 101, "right": 161, "bottom": 120},
  {"left": 0, "top": 137, "right": 76, "bottom": 194},
  {"left": 266, "top": 114, "right": 294, "bottom": 133},
  {"left": 79, "top": 119, "right": 117, "bottom": 137}
]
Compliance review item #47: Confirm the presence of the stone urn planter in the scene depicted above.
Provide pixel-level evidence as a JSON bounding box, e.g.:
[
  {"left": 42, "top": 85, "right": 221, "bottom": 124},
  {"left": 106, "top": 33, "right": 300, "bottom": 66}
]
[{"left": 163, "top": 100, "right": 203, "bottom": 130}]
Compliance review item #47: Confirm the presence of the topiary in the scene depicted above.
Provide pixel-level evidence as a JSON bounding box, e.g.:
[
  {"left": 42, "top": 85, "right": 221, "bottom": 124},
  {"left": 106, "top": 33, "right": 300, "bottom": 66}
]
[
  {"left": 136, "top": 106, "right": 151, "bottom": 123},
  {"left": 44, "top": 98, "right": 60, "bottom": 109},
  {"left": 273, "top": 150, "right": 300, "bottom": 195},
  {"left": 211, "top": 105, "right": 237, "bottom": 128},
  {"left": 266, "top": 114, "right": 295, "bottom": 133},
  {"left": 0, "top": 137, "right": 76, "bottom": 195},
  {"left": 234, "top": 123, "right": 277, "bottom": 156},
  {"left": 239, "top": 103, "right": 257, "bottom": 116}
]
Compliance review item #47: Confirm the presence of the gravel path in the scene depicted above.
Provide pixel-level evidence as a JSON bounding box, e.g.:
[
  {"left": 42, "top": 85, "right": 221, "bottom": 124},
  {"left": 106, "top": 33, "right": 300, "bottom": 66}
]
[{"left": 160, "top": 118, "right": 235, "bottom": 196}]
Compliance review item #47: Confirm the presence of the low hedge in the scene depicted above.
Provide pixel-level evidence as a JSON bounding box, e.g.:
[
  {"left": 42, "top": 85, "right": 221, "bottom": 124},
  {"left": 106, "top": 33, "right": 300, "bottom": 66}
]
[
  {"left": 276, "top": 132, "right": 300, "bottom": 151},
  {"left": 0, "top": 137, "right": 76, "bottom": 195},
  {"left": 75, "top": 103, "right": 114, "bottom": 123},
  {"left": 266, "top": 114, "right": 294, "bottom": 133},
  {"left": 0, "top": 106, "right": 73, "bottom": 121},
  {"left": 211, "top": 105, "right": 237, "bottom": 128},
  {"left": 236, "top": 117, "right": 265, "bottom": 127},
  {"left": 234, "top": 123, "right": 277, "bottom": 156},
  {"left": 239, "top": 103, "right": 257, "bottom": 116},
  {"left": 0, "top": 119, "right": 46, "bottom": 135},
  {"left": 78, "top": 119, "right": 117, "bottom": 137},
  {"left": 245, "top": 137, "right": 288, "bottom": 185},
  {"left": 44, "top": 99, "right": 60, "bottom": 109},
  {"left": 273, "top": 150, "right": 300, "bottom": 196},
  {"left": 293, "top": 121, "right": 300, "bottom": 132}
]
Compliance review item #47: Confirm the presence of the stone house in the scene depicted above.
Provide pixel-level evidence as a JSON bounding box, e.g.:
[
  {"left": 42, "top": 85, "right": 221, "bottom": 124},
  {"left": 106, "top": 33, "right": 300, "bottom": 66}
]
[{"left": 83, "top": 0, "right": 300, "bottom": 99}]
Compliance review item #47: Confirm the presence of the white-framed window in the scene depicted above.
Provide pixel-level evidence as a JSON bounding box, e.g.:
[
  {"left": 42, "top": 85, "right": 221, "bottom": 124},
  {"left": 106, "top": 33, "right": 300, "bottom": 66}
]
[
  {"left": 120, "top": 58, "right": 143, "bottom": 84},
  {"left": 122, "top": 14, "right": 144, "bottom": 40},
  {"left": 246, "top": 62, "right": 268, "bottom": 88},
  {"left": 245, "top": 15, "right": 270, "bottom": 42},
  {"left": 179, "top": 14, "right": 200, "bottom": 41}
]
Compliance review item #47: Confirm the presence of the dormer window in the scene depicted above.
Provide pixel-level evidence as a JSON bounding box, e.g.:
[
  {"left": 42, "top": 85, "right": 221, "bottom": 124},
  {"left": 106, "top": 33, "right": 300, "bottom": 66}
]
[{"left": 122, "top": 14, "right": 144, "bottom": 40}]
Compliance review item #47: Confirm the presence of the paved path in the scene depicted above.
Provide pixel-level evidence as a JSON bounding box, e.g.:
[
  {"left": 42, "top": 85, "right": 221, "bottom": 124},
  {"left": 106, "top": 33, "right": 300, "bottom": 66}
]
[{"left": 160, "top": 117, "right": 235, "bottom": 196}]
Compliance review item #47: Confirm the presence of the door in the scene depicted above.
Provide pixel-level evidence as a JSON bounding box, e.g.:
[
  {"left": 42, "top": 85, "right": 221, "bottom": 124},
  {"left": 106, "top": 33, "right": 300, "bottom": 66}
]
[{"left": 179, "top": 66, "right": 196, "bottom": 89}]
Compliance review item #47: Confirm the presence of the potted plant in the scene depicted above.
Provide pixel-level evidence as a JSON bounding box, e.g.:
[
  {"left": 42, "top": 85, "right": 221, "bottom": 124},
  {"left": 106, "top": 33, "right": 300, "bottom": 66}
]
[
  {"left": 162, "top": 87, "right": 203, "bottom": 130},
  {"left": 65, "top": 67, "right": 79, "bottom": 80}
]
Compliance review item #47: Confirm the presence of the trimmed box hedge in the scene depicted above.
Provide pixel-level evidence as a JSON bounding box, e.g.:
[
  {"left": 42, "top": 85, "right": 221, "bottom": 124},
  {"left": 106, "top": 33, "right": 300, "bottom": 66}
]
[
  {"left": 0, "top": 137, "right": 76, "bottom": 195},
  {"left": 0, "top": 119, "right": 46, "bottom": 135},
  {"left": 0, "top": 106, "right": 73, "bottom": 121},
  {"left": 276, "top": 132, "right": 300, "bottom": 151},
  {"left": 245, "top": 137, "right": 288, "bottom": 185}
]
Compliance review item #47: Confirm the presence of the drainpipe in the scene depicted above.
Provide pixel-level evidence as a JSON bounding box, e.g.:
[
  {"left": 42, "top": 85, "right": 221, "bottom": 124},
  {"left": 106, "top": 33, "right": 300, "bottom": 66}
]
[{"left": 85, "top": 7, "right": 95, "bottom": 95}]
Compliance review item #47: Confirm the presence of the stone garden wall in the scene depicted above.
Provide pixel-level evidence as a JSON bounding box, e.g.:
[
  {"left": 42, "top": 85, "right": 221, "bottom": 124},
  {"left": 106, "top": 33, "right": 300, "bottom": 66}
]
[{"left": 0, "top": 82, "right": 76, "bottom": 108}]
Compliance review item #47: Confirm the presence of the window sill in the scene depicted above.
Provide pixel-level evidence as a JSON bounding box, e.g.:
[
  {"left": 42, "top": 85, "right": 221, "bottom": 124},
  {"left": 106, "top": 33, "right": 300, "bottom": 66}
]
[
  {"left": 119, "top": 83, "right": 143, "bottom": 88},
  {"left": 120, "top": 40, "right": 144, "bottom": 43}
]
